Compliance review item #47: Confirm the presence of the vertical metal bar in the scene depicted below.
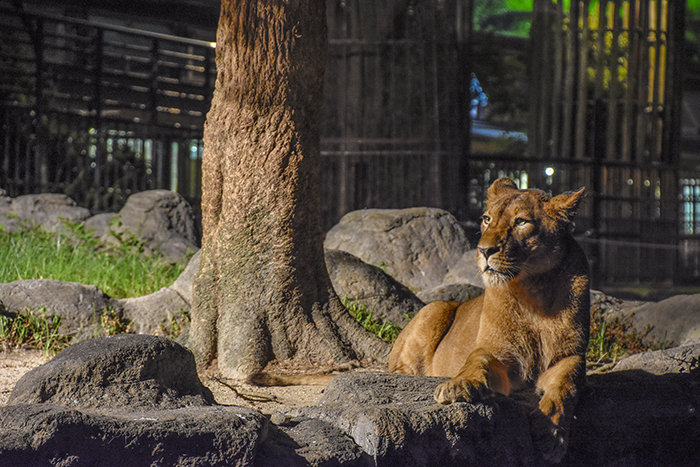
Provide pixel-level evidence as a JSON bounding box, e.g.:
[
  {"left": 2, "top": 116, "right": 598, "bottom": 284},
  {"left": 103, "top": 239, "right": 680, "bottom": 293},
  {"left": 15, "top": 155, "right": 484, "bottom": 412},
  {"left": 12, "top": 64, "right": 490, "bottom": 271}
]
[
  {"left": 635, "top": 0, "right": 649, "bottom": 161},
  {"left": 574, "top": 0, "right": 590, "bottom": 160},
  {"left": 561, "top": 0, "right": 576, "bottom": 160},
  {"left": 550, "top": 0, "right": 564, "bottom": 159},
  {"left": 606, "top": 0, "right": 622, "bottom": 160}
]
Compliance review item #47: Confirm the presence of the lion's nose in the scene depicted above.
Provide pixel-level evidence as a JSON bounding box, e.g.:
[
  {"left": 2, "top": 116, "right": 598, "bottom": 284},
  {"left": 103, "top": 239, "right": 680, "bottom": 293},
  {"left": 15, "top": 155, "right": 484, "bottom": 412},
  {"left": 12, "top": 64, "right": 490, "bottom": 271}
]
[{"left": 478, "top": 246, "right": 500, "bottom": 259}]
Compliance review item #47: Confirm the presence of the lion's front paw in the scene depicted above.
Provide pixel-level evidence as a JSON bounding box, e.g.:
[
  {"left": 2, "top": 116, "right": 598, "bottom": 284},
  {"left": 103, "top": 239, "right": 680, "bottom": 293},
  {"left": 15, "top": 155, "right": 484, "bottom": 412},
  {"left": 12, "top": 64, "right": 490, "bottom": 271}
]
[
  {"left": 538, "top": 391, "right": 565, "bottom": 425},
  {"left": 433, "top": 377, "right": 491, "bottom": 404}
]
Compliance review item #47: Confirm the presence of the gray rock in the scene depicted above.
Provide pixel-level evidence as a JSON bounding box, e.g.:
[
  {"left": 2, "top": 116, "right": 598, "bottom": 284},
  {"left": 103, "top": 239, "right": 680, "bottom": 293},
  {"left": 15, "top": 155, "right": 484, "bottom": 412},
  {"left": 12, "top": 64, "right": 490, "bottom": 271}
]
[
  {"left": 8, "top": 334, "right": 214, "bottom": 409},
  {"left": 84, "top": 212, "right": 117, "bottom": 238},
  {"left": 443, "top": 249, "right": 483, "bottom": 287},
  {"left": 292, "top": 373, "right": 538, "bottom": 466},
  {"left": 118, "top": 287, "right": 190, "bottom": 335},
  {"left": 417, "top": 283, "right": 484, "bottom": 303},
  {"left": 0, "top": 279, "right": 120, "bottom": 341},
  {"left": 257, "top": 418, "right": 371, "bottom": 467},
  {"left": 568, "top": 370, "right": 700, "bottom": 466},
  {"left": 611, "top": 342, "right": 700, "bottom": 375},
  {"left": 325, "top": 249, "right": 424, "bottom": 327},
  {"left": 0, "top": 193, "right": 91, "bottom": 232},
  {"left": 0, "top": 404, "right": 266, "bottom": 467},
  {"left": 111, "top": 190, "right": 199, "bottom": 263},
  {"left": 612, "top": 294, "right": 700, "bottom": 346},
  {"left": 325, "top": 207, "right": 471, "bottom": 293}
]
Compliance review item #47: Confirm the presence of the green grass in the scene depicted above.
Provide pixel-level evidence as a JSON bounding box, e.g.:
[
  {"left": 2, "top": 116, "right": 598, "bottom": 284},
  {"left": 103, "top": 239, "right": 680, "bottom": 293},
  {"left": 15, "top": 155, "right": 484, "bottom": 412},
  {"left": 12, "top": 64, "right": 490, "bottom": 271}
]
[
  {"left": 0, "top": 307, "right": 132, "bottom": 356},
  {"left": 0, "top": 219, "right": 186, "bottom": 299},
  {"left": 342, "top": 297, "right": 402, "bottom": 343},
  {"left": 0, "top": 220, "right": 186, "bottom": 355},
  {"left": 0, "top": 307, "right": 71, "bottom": 356}
]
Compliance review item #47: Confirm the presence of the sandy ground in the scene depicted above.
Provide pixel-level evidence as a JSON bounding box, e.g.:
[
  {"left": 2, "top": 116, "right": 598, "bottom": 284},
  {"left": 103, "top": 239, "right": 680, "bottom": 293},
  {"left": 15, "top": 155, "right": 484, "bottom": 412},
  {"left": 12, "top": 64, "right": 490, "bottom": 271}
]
[
  {"left": 0, "top": 348, "right": 50, "bottom": 406},
  {"left": 0, "top": 347, "right": 327, "bottom": 412}
]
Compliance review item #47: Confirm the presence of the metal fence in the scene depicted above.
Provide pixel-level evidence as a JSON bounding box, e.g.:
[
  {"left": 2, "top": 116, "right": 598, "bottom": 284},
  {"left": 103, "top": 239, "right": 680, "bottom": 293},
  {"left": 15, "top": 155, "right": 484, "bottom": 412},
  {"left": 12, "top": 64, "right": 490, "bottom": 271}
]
[{"left": 0, "top": 6, "right": 213, "bottom": 212}]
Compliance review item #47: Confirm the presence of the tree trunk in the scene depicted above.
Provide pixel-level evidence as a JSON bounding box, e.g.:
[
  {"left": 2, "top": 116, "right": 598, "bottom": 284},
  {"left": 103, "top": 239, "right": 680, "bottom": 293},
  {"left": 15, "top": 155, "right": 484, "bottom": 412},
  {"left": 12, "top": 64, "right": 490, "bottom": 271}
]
[{"left": 188, "top": 0, "right": 390, "bottom": 379}]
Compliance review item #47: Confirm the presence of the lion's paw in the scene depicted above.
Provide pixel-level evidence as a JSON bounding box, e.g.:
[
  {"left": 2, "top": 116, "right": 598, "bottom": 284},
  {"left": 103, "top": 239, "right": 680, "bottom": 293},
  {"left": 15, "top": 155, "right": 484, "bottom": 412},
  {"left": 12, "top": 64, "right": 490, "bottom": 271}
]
[{"left": 433, "top": 378, "right": 491, "bottom": 404}]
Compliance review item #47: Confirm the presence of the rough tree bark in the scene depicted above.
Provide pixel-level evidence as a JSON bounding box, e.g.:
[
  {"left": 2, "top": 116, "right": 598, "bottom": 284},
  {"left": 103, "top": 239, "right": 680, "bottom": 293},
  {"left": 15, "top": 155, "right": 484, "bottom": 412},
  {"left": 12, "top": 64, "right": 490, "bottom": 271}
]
[{"left": 188, "top": 0, "right": 390, "bottom": 379}]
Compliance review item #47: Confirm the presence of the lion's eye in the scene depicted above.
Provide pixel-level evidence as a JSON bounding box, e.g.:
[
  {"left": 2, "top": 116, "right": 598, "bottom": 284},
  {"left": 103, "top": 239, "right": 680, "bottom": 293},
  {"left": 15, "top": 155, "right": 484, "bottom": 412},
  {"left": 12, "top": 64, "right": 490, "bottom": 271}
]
[
  {"left": 514, "top": 218, "right": 530, "bottom": 227},
  {"left": 482, "top": 215, "right": 491, "bottom": 226}
]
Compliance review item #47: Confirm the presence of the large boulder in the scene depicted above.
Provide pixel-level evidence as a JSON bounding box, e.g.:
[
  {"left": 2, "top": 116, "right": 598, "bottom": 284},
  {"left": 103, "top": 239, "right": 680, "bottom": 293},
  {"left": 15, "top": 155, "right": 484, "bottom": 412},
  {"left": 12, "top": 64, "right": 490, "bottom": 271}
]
[
  {"left": 0, "top": 279, "right": 120, "bottom": 341},
  {"left": 416, "top": 282, "right": 484, "bottom": 303},
  {"left": 0, "top": 193, "right": 91, "bottom": 232},
  {"left": 609, "top": 340, "right": 700, "bottom": 375},
  {"left": 293, "top": 373, "right": 537, "bottom": 466},
  {"left": 109, "top": 190, "right": 199, "bottom": 263},
  {"left": 324, "top": 207, "right": 471, "bottom": 293},
  {"left": 325, "top": 249, "right": 424, "bottom": 327},
  {"left": 0, "top": 404, "right": 266, "bottom": 467},
  {"left": 8, "top": 334, "right": 214, "bottom": 409},
  {"left": 442, "top": 249, "right": 483, "bottom": 287},
  {"left": 612, "top": 294, "right": 700, "bottom": 346}
]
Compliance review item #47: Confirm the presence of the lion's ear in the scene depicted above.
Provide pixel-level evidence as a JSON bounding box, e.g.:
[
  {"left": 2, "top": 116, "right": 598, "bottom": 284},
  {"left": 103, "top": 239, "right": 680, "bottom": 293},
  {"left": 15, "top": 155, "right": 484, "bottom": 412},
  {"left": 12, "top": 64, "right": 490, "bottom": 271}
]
[
  {"left": 487, "top": 178, "right": 519, "bottom": 204},
  {"left": 549, "top": 187, "right": 586, "bottom": 223}
]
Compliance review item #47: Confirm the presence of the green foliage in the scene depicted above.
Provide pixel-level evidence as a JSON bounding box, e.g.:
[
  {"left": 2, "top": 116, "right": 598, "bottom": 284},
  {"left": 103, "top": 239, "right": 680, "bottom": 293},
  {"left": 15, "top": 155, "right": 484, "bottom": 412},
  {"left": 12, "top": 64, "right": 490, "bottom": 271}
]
[
  {"left": 0, "top": 220, "right": 185, "bottom": 299},
  {"left": 474, "top": 0, "right": 533, "bottom": 37},
  {"left": 342, "top": 297, "right": 402, "bottom": 343},
  {"left": 0, "top": 307, "right": 71, "bottom": 356}
]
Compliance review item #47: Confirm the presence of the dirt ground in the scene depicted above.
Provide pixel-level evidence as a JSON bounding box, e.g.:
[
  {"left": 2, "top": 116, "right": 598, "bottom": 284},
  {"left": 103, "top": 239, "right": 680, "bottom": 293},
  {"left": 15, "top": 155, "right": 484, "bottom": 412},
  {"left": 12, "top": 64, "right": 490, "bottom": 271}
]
[
  {"left": 0, "top": 348, "right": 49, "bottom": 406},
  {"left": 0, "top": 347, "right": 328, "bottom": 413}
]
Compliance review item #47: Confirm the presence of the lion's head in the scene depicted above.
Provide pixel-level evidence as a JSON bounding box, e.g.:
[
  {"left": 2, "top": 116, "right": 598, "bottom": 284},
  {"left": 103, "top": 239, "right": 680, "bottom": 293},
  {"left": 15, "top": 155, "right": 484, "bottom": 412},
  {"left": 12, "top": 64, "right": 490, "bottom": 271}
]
[{"left": 477, "top": 178, "right": 585, "bottom": 287}]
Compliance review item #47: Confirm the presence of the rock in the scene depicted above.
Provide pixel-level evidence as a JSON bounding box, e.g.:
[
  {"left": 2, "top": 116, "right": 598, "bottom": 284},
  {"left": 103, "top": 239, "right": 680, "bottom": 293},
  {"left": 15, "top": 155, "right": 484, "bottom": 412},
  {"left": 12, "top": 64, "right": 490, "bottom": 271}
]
[
  {"left": 0, "top": 404, "right": 266, "bottom": 467},
  {"left": 610, "top": 342, "right": 700, "bottom": 375},
  {"left": 442, "top": 249, "right": 483, "bottom": 287},
  {"left": 325, "top": 249, "right": 424, "bottom": 327},
  {"left": 170, "top": 249, "right": 201, "bottom": 305},
  {"left": 612, "top": 294, "right": 700, "bottom": 346},
  {"left": 0, "top": 193, "right": 91, "bottom": 232},
  {"left": 292, "top": 373, "right": 537, "bottom": 466},
  {"left": 84, "top": 212, "right": 117, "bottom": 238},
  {"left": 0, "top": 279, "right": 120, "bottom": 341},
  {"left": 8, "top": 334, "right": 214, "bottom": 409},
  {"left": 111, "top": 190, "right": 199, "bottom": 263},
  {"left": 256, "top": 418, "right": 371, "bottom": 467},
  {"left": 417, "top": 283, "right": 484, "bottom": 303},
  {"left": 118, "top": 287, "right": 190, "bottom": 335},
  {"left": 325, "top": 207, "right": 471, "bottom": 293},
  {"left": 567, "top": 370, "right": 700, "bottom": 466}
]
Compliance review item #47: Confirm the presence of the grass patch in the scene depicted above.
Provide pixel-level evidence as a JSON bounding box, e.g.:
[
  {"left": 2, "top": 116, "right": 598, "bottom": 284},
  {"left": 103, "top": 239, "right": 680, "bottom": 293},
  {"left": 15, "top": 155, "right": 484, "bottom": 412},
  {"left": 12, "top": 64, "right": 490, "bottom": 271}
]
[
  {"left": 342, "top": 297, "right": 402, "bottom": 343},
  {"left": 0, "top": 219, "right": 186, "bottom": 299},
  {"left": 587, "top": 303, "right": 671, "bottom": 367},
  {"left": 0, "top": 307, "right": 71, "bottom": 356}
]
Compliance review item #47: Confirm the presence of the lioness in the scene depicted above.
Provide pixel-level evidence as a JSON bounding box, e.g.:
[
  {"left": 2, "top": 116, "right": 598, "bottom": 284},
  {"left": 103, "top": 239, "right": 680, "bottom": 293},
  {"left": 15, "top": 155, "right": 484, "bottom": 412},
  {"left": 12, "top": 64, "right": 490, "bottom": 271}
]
[
  {"left": 389, "top": 177, "right": 589, "bottom": 460},
  {"left": 250, "top": 178, "right": 589, "bottom": 460}
]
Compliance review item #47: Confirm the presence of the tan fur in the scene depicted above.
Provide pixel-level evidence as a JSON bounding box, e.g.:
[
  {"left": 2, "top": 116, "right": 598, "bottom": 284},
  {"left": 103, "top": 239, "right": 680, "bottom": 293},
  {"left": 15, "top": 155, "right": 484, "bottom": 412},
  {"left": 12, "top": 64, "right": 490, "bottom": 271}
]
[
  {"left": 247, "top": 372, "right": 334, "bottom": 386},
  {"left": 389, "top": 178, "right": 589, "bottom": 460}
]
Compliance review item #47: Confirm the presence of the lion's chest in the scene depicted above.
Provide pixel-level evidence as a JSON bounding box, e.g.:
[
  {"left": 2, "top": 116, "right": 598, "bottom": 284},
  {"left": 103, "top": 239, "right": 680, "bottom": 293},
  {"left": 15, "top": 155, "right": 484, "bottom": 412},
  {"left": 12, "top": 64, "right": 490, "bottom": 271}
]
[{"left": 477, "top": 292, "right": 578, "bottom": 382}]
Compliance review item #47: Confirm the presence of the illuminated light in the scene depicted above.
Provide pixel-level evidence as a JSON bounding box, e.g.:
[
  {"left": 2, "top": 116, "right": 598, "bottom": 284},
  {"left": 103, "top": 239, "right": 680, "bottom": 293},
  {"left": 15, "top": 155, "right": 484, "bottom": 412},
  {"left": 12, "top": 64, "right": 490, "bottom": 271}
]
[{"left": 544, "top": 167, "right": 555, "bottom": 177}]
